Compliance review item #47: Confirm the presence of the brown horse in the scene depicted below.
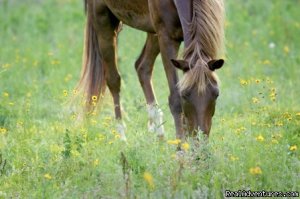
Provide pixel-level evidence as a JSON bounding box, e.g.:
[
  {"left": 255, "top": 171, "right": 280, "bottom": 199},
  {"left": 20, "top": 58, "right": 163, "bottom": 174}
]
[{"left": 78, "top": 0, "right": 225, "bottom": 142}]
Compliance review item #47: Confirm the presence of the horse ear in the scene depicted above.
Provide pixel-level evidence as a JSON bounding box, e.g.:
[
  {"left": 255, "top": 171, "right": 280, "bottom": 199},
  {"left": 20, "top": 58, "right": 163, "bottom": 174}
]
[
  {"left": 171, "top": 59, "right": 190, "bottom": 72},
  {"left": 208, "top": 59, "right": 224, "bottom": 71}
]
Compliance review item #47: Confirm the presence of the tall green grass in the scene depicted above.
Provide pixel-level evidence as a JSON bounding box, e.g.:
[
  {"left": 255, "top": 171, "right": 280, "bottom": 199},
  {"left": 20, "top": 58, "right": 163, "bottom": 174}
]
[{"left": 0, "top": 0, "right": 299, "bottom": 198}]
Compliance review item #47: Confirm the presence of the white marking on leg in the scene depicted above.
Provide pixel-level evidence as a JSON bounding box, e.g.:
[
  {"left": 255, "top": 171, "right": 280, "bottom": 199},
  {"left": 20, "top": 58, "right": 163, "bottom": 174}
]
[
  {"left": 147, "top": 104, "right": 165, "bottom": 137},
  {"left": 116, "top": 121, "right": 127, "bottom": 141}
]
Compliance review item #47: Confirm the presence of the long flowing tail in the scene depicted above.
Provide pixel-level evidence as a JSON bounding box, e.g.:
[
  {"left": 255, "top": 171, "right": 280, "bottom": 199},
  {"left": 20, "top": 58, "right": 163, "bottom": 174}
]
[
  {"left": 77, "top": 0, "right": 106, "bottom": 112},
  {"left": 184, "top": 0, "right": 225, "bottom": 64}
]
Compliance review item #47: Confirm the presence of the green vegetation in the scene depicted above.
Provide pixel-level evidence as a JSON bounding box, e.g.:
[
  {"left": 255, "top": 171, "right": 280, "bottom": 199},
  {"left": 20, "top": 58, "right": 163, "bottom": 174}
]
[{"left": 0, "top": 0, "right": 299, "bottom": 198}]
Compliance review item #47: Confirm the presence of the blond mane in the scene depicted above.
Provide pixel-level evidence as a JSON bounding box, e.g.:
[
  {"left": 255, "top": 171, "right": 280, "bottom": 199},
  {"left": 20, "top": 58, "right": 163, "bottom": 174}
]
[{"left": 178, "top": 0, "right": 225, "bottom": 93}]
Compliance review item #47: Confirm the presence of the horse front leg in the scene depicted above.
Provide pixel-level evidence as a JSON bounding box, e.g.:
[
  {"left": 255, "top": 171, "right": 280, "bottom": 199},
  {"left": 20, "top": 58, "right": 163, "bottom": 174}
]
[
  {"left": 157, "top": 32, "right": 185, "bottom": 141},
  {"left": 135, "top": 33, "right": 165, "bottom": 138}
]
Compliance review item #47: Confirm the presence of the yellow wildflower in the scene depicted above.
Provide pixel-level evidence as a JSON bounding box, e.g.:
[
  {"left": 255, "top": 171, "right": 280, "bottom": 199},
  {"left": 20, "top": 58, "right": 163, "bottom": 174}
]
[
  {"left": 63, "top": 90, "right": 68, "bottom": 97},
  {"left": 230, "top": 155, "right": 239, "bottom": 161},
  {"left": 93, "top": 159, "right": 100, "bottom": 166},
  {"left": 269, "top": 92, "right": 276, "bottom": 101},
  {"left": 181, "top": 142, "right": 190, "bottom": 151},
  {"left": 240, "top": 126, "right": 246, "bottom": 131},
  {"left": 2, "top": 63, "right": 11, "bottom": 68},
  {"left": 44, "top": 173, "right": 52, "bottom": 180},
  {"left": 252, "top": 97, "right": 259, "bottom": 104},
  {"left": 265, "top": 77, "right": 273, "bottom": 84},
  {"left": 262, "top": 60, "right": 271, "bottom": 65},
  {"left": 249, "top": 166, "right": 262, "bottom": 175},
  {"left": 167, "top": 139, "right": 181, "bottom": 145},
  {"left": 73, "top": 89, "right": 78, "bottom": 95},
  {"left": 240, "top": 79, "right": 248, "bottom": 86},
  {"left": 235, "top": 128, "right": 242, "bottom": 135},
  {"left": 296, "top": 112, "right": 300, "bottom": 117},
  {"left": 235, "top": 127, "right": 246, "bottom": 135},
  {"left": 111, "top": 130, "right": 118, "bottom": 136},
  {"left": 255, "top": 79, "right": 261, "bottom": 84},
  {"left": 97, "top": 134, "right": 105, "bottom": 142},
  {"left": 143, "top": 172, "right": 154, "bottom": 189},
  {"left": 283, "top": 46, "right": 289, "bottom": 54},
  {"left": 92, "top": 95, "right": 98, "bottom": 101},
  {"left": 3, "top": 92, "right": 9, "bottom": 97},
  {"left": 256, "top": 135, "right": 264, "bottom": 142},
  {"left": 289, "top": 145, "right": 297, "bottom": 151},
  {"left": 287, "top": 117, "right": 292, "bottom": 121},
  {"left": 0, "top": 128, "right": 7, "bottom": 135},
  {"left": 282, "top": 112, "right": 292, "bottom": 119}
]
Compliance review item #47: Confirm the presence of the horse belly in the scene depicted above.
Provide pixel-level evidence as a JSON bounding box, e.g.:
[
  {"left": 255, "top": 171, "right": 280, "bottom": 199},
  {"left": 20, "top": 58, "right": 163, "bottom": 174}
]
[{"left": 104, "top": 0, "right": 155, "bottom": 33}]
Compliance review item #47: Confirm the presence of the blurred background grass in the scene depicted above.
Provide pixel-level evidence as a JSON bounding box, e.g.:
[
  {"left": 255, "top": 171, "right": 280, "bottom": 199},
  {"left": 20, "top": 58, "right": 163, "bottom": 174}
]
[{"left": 0, "top": 0, "right": 299, "bottom": 198}]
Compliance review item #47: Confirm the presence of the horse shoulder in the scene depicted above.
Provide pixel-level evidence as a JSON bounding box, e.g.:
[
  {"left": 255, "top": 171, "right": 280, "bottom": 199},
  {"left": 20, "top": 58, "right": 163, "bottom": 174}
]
[{"left": 148, "top": 0, "right": 183, "bottom": 41}]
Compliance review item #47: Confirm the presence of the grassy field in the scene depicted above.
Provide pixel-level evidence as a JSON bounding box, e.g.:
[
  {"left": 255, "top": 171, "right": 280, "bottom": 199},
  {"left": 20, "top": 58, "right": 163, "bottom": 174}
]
[{"left": 0, "top": 0, "right": 299, "bottom": 198}]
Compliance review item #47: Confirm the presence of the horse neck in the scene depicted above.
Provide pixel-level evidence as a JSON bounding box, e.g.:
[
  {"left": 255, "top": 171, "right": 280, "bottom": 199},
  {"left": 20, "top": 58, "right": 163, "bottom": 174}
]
[{"left": 174, "top": 0, "right": 193, "bottom": 47}]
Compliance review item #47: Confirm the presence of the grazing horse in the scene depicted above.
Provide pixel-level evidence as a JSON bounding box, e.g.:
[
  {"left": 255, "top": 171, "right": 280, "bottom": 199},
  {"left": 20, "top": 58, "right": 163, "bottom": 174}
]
[{"left": 78, "top": 0, "right": 225, "bottom": 141}]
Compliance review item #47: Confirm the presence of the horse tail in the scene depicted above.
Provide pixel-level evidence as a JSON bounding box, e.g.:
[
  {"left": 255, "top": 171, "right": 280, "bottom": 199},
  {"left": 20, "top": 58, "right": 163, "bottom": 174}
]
[
  {"left": 77, "top": 0, "right": 106, "bottom": 112},
  {"left": 184, "top": 0, "right": 225, "bottom": 64}
]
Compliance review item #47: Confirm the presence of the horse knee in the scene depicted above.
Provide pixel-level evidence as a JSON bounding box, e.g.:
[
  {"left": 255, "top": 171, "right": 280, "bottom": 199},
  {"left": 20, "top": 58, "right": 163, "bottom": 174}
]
[{"left": 135, "top": 55, "right": 143, "bottom": 71}]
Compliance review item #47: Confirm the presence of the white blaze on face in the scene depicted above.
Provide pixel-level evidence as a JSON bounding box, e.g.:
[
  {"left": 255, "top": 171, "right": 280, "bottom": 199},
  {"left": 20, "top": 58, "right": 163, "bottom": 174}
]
[
  {"left": 147, "top": 104, "right": 165, "bottom": 137},
  {"left": 116, "top": 122, "right": 127, "bottom": 141}
]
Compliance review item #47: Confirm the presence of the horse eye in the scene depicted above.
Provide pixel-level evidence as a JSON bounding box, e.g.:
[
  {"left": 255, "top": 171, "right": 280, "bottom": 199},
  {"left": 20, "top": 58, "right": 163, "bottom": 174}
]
[{"left": 181, "top": 91, "right": 191, "bottom": 100}]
